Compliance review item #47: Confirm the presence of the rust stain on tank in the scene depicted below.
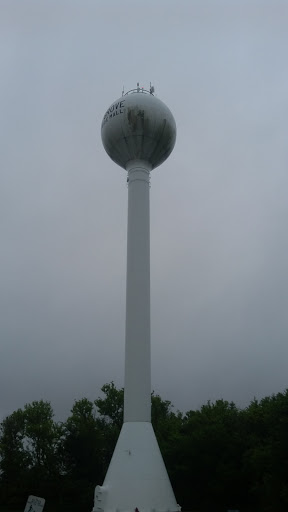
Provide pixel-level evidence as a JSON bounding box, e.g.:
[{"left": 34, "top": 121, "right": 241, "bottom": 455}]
[{"left": 127, "top": 107, "right": 145, "bottom": 131}]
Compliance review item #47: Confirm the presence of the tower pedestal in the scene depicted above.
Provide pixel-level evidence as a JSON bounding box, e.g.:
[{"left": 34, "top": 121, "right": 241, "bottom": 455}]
[{"left": 93, "top": 422, "right": 180, "bottom": 512}]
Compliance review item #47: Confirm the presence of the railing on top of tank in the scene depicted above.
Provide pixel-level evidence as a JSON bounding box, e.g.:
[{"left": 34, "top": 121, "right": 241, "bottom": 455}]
[{"left": 122, "top": 83, "right": 154, "bottom": 96}]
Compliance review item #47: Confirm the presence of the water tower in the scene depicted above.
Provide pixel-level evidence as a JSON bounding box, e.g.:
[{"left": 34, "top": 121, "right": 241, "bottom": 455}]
[{"left": 93, "top": 85, "right": 179, "bottom": 512}]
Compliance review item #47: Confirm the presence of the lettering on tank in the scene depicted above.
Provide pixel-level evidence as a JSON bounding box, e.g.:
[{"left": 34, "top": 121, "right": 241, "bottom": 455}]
[{"left": 102, "top": 100, "right": 125, "bottom": 128}]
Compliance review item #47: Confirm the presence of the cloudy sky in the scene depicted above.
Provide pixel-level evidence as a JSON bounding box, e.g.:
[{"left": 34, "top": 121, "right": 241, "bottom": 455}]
[{"left": 1, "top": 0, "right": 288, "bottom": 422}]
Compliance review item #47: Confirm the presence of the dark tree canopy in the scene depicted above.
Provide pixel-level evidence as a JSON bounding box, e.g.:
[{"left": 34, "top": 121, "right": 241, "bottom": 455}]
[{"left": 1, "top": 386, "right": 288, "bottom": 512}]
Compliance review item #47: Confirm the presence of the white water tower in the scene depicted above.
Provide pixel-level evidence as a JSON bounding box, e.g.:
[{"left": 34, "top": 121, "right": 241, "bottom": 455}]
[{"left": 93, "top": 85, "right": 179, "bottom": 512}]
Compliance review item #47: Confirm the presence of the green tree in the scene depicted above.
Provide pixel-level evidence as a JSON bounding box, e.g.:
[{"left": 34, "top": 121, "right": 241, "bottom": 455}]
[
  {"left": 0, "top": 408, "right": 28, "bottom": 507},
  {"left": 173, "top": 400, "right": 244, "bottom": 511},
  {"left": 242, "top": 391, "right": 288, "bottom": 512},
  {"left": 0, "top": 400, "right": 61, "bottom": 509},
  {"left": 0, "top": 409, "right": 27, "bottom": 480},
  {"left": 95, "top": 382, "right": 124, "bottom": 429},
  {"left": 24, "top": 400, "right": 61, "bottom": 474},
  {"left": 60, "top": 398, "right": 106, "bottom": 510},
  {"left": 62, "top": 398, "right": 104, "bottom": 481}
]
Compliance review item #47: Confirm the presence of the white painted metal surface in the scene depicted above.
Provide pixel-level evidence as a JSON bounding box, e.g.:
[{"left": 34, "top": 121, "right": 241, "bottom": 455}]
[
  {"left": 24, "top": 496, "right": 45, "bottom": 512},
  {"left": 94, "top": 422, "right": 178, "bottom": 512},
  {"left": 94, "top": 87, "right": 179, "bottom": 512},
  {"left": 101, "top": 91, "right": 176, "bottom": 170},
  {"left": 125, "top": 160, "right": 151, "bottom": 423}
]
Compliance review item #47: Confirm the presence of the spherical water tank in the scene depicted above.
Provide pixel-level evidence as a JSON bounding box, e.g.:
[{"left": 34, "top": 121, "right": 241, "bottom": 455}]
[{"left": 101, "top": 90, "right": 176, "bottom": 170}]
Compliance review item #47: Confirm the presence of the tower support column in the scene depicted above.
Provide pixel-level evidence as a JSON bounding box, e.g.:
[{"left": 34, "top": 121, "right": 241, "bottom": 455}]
[{"left": 125, "top": 160, "right": 151, "bottom": 423}]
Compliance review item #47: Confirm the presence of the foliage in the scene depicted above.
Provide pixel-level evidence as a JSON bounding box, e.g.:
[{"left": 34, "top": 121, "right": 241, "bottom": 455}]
[
  {"left": 95, "top": 382, "right": 124, "bottom": 429},
  {"left": 1, "top": 386, "right": 288, "bottom": 512},
  {"left": 0, "top": 400, "right": 61, "bottom": 509}
]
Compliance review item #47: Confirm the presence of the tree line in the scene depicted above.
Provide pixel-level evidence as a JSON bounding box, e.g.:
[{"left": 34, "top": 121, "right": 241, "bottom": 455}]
[{"left": 1, "top": 383, "right": 288, "bottom": 512}]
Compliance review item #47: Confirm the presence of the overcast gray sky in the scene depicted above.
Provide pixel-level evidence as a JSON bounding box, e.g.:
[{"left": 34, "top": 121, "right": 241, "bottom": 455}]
[{"left": 1, "top": 0, "right": 288, "bottom": 422}]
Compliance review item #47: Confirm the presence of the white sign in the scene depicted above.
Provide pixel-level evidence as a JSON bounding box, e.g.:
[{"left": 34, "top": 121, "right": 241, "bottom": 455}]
[{"left": 24, "top": 495, "right": 45, "bottom": 512}]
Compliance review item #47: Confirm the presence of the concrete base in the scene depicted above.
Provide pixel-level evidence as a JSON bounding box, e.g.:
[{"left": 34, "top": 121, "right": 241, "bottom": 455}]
[{"left": 93, "top": 422, "right": 180, "bottom": 512}]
